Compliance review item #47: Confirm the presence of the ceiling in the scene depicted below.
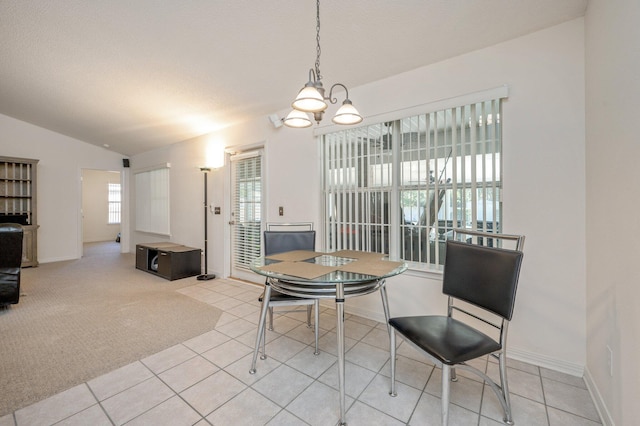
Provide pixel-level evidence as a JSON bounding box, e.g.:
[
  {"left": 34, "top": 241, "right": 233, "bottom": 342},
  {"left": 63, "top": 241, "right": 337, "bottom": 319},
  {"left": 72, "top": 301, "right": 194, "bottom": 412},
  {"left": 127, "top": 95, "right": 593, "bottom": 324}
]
[{"left": 0, "top": 0, "right": 587, "bottom": 156}]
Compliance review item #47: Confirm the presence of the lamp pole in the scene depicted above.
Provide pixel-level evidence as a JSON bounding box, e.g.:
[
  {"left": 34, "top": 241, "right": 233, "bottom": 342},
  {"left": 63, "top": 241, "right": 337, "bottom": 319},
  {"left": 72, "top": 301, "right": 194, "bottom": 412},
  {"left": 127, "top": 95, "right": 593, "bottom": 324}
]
[{"left": 197, "top": 167, "right": 215, "bottom": 280}]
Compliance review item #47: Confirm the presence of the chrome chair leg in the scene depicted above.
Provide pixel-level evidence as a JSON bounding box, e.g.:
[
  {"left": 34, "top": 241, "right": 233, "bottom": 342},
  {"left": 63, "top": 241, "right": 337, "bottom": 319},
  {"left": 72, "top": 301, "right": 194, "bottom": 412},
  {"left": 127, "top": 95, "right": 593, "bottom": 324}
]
[
  {"left": 441, "top": 364, "right": 451, "bottom": 426},
  {"left": 499, "top": 353, "right": 514, "bottom": 425},
  {"left": 451, "top": 367, "right": 458, "bottom": 382},
  {"left": 389, "top": 328, "right": 397, "bottom": 397},
  {"left": 268, "top": 306, "right": 274, "bottom": 331},
  {"left": 313, "top": 299, "right": 320, "bottom": 355},
  {"left": 250, "top": 284, "right": 272, "bottom": 374},
  {"left": 260, "top": 319, "right": 267, "bottom": 360},
  {"left": 335, "top": 284, "right": 347, "bottom": 426}
]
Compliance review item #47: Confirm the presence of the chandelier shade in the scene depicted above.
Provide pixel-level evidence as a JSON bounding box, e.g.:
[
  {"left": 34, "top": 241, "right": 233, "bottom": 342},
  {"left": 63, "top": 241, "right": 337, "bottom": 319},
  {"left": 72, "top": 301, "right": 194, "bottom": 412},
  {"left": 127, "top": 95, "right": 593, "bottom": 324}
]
[
  {"left": 292, "top": 84, "right": 327, "bottom": 113},
  {"left": 332, "top": 99, "right": 363, "bottom": 125},
  {"left": 283, "top": 109, "right": 313, "bottom": 128}
]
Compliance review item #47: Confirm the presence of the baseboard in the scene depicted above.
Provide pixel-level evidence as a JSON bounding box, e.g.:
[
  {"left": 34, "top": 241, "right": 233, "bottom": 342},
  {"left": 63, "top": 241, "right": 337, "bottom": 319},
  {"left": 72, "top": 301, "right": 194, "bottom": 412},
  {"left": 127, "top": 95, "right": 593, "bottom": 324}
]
[
  {"left": 338, "top": 301, "right": 386, "bottom": 324},
  {"left": 507, "top": 346, "right": 584, "bottom": 377},
  {"left": 38, "top": 255, "right": 78, "bottom": 264},
  {"left": 583, "top": 367, "right": 615, "bottom": 426}
]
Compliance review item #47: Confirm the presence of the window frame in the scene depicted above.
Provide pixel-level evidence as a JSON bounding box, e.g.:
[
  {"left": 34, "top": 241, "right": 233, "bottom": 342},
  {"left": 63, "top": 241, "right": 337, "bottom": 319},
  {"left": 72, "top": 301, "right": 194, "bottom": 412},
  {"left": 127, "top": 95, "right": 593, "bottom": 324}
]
[
  {"left": 107, "top": 182, "right": 121, "bottom": 224},
  {"left": 319, "top": 88, "right": 508, "bottom": 271}
]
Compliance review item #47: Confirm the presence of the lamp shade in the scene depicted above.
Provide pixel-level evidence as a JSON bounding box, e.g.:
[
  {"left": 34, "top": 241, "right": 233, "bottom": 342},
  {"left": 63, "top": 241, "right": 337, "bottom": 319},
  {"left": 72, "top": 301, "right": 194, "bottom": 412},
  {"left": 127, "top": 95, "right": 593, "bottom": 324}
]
[
  {"left": 206, "top": 142, "right": 225, "bottom": 169},
  {"left": 292, "top": 86, "right": 328, "bottom": 112},
  {"left": 332, "top": 100, "right": 363, "bottom": 125},
  {"left": 283, "top": 109, "right": 313, "bottom": 128}
]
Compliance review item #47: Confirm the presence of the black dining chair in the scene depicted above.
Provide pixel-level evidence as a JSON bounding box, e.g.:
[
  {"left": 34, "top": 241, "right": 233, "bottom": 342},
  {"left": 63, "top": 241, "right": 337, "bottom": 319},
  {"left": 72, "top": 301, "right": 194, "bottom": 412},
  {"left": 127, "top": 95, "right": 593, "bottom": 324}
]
[
  {"left": 388, "top": 229, "right": 524, "bottom": 425},
  {"left": 250, "top": 229, "right": 319, "bottom": 374}
]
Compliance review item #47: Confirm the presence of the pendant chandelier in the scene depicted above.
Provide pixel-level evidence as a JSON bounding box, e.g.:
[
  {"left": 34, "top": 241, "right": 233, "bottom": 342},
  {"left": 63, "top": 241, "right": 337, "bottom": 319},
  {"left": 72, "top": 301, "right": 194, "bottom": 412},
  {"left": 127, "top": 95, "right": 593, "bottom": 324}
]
[{"left": 283, "top": 0, "right": 363, "bottom": 128}]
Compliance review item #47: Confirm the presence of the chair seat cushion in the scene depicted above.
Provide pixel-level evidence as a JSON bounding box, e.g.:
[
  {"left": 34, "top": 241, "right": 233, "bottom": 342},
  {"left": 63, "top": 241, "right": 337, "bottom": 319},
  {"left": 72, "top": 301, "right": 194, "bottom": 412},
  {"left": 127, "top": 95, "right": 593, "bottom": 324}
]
[{"left": 389, "top": 315, "right": 501, "bottom": 365}]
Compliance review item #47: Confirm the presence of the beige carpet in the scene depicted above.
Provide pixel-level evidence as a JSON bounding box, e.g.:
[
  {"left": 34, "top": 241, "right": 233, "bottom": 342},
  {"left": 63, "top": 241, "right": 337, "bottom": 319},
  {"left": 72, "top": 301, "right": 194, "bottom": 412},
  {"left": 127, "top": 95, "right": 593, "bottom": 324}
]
[{"left": 0, "top": 242, "right": 222, "bottom": 416}]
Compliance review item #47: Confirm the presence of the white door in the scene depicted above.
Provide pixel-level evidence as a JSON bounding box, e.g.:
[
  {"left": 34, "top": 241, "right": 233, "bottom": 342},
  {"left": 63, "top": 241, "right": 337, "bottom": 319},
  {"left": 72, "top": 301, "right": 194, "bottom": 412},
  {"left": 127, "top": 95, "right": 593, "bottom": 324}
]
[{"left": 229, "top": 150, "right": 264, "bottom": 282}]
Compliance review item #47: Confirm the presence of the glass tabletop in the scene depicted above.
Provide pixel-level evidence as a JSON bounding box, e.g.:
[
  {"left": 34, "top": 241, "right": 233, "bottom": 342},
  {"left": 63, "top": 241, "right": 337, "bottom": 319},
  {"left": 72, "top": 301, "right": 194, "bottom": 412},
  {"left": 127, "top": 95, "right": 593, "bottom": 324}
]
[{"left": 250, "top": 251, "right": 408, "bottom": 284}]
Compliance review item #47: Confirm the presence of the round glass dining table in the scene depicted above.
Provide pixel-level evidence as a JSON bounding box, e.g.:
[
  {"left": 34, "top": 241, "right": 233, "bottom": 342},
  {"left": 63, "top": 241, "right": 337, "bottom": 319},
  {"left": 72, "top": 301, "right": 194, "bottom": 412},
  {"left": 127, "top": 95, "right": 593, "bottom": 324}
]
[{"left": 250, "top": 252, "right": 407, "bottom": 426}]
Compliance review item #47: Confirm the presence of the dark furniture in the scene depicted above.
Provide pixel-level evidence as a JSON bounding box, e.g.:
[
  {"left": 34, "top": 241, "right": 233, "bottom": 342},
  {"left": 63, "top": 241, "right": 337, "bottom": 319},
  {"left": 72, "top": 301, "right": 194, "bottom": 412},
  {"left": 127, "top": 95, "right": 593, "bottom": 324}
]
[
  {"left": 0, "top": 223, "right": 24, "bottom": 306},
  {"left": 250, "top": 229, "right": 319, "bottom": 374},
  {"left": 135, "top": 243, "right": 201, "bottom": 281},
  {"left": 0, "top": 156, "right": 38, "bottom": 267},
  {"left": 388, "top": 229, "right": 525, "bottom": 426}
]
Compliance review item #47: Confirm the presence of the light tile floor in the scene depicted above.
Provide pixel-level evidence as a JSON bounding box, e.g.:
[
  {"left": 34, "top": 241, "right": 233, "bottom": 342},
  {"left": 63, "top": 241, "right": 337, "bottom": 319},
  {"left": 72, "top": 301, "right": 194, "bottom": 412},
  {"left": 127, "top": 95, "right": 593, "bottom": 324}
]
[{"left": 1, "top": 278, "right": 602, "bottom": 426}]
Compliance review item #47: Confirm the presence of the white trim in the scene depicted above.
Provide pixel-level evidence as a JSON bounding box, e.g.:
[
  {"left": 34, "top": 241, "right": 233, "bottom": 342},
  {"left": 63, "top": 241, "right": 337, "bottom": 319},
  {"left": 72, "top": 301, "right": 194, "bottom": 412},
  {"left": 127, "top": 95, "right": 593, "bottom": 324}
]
[
  {"left": 131, "top": 162, "right": 171, "bottom": 175},
  {"left": 229, "top": 149, "right": 264, "bottom": 282},
  {"left": 507, "top": 346, "right": 584, "bottom": 377},
  {"left": 584, "top": 367, "right": 615, "bottom": 426},
  {"left": 230, "top": 150, "right": 262, "bottom": 162},
  {"left": 313, "top": 85, "right": 509, "bottom": 136}
]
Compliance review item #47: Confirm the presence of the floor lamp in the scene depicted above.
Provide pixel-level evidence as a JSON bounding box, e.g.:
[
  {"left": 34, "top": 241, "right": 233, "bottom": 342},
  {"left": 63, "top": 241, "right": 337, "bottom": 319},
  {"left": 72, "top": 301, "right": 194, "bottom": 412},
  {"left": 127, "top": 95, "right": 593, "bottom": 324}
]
[{"left": 197, "top": 167, "right": 215, "bottom": 281}]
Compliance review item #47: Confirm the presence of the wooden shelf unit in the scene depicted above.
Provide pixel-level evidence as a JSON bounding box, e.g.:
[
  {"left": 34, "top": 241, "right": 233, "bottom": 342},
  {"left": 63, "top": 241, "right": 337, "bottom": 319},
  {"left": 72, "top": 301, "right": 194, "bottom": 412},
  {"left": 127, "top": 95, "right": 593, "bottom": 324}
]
[{"left": 0, "top": 156, "right": 38, "bottom": 267}]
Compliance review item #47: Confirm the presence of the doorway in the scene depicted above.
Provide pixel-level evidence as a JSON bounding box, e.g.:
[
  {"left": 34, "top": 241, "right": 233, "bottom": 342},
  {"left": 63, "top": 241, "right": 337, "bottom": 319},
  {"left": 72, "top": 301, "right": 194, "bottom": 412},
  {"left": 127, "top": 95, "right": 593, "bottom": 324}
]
[
  {"left": 81, "top": 169, "right": 122, "bottom": 256},
  {"left": 229, "top": 150, "right": 263, "bottom": 282}
]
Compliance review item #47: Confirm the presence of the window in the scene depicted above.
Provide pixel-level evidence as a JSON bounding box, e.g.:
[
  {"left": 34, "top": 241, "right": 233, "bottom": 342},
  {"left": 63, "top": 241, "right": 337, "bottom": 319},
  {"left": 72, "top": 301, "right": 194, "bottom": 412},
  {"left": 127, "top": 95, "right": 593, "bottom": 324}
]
[
  {"left": 135, "top": 166, "right": 170, "bottom": 235},
  {"left": 108, "top": 183, "right": 121, "bottom": 224},
  {"left": 321, "top": 91, "right": 506, "bottom": 269}
]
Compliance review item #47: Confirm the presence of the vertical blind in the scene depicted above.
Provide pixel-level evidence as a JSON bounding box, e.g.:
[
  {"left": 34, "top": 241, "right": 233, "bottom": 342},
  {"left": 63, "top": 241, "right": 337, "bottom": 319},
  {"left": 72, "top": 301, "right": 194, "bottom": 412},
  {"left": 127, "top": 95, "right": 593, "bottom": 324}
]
[
  {"left": 231, "top": 151, "right": 262, "bottom": 270},
  {"left": 134, "top": 166, "right": 170, "bottom": 235},
  {"left": 321, "top": 92, "right": 505, "bottom": 267}
]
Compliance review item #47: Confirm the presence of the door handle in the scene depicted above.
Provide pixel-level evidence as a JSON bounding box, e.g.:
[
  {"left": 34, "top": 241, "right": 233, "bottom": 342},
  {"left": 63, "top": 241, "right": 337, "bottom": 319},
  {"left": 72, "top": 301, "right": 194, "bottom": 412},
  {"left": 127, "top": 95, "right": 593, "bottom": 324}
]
[{"left": 228, "top": 220, "right": 236, "bottom": 225}]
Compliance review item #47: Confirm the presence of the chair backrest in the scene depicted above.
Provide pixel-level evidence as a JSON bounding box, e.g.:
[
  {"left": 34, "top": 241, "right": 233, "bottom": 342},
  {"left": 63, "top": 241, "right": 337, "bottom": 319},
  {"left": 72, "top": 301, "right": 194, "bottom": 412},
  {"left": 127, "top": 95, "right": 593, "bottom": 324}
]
[
  {"left": 264, "top": 230, "right": 316, "bottom": 256},
  {"left": 266, "top": 222, "right": 313, "bottom": 232},
  {"left": 452, "top": 228, "right": 524, "bottom": 251},
  {"left": 0, "top": 223, "right": 24, "bottom": 268},
  {"left": 443, "top": 237, "right": 524, "bottom": 321}
]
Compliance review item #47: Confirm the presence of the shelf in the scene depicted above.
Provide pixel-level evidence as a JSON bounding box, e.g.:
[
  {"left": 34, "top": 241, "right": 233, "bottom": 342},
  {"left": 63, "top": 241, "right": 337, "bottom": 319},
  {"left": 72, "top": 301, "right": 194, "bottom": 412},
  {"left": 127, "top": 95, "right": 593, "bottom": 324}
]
[{"left": 0, "top": 156, "right": 38, "bottom": 267}]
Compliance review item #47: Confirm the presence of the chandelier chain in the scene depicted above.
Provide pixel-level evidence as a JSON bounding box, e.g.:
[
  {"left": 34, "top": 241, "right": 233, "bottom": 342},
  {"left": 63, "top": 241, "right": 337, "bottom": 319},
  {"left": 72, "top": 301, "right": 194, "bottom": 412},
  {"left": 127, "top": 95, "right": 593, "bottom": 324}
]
[{"left": 315, "top": 0, "right": 322, "bottom": 81}]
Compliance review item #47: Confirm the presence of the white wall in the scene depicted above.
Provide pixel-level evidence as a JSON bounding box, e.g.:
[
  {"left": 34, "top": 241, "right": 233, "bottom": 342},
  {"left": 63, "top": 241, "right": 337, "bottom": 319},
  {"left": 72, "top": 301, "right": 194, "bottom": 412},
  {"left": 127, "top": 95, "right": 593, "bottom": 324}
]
[
  {"left": 585, "top": 0, "right": 640, "bottom": 424},
  {"left": 336, "top": 19, "right": 587, "bottom": 375},
  {"left": 82, "top": 169, "right": 121, "bottom": 243},
  {"left": 127, "top": 141, "right": 220, "bottom": 262},
  {"left": 353, "top": 18, "right": 586, "bottom": 374},
  {"left": 128, "top": 116, "right": 321, "bottom": 278},
  {"left": 0, "top": 114, "right": 128, "bottom": 262},
  {"left": 132, "top": 19, "right": 587, "bottom": 378}
]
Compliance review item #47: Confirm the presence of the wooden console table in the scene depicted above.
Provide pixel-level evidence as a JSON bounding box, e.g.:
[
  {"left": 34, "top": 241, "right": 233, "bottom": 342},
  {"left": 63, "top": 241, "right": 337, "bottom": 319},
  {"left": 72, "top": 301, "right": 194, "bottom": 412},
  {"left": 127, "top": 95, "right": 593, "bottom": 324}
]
[{"left": 135, "top": 242, "right": 201, "bottom": 281}]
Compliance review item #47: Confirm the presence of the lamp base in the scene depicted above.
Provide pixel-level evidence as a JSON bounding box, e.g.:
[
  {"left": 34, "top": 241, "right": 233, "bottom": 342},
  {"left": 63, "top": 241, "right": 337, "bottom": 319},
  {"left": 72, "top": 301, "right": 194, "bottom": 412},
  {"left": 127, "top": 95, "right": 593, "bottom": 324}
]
[{"left": 196, "top": 274, "right": 216, "bottom": 281}]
